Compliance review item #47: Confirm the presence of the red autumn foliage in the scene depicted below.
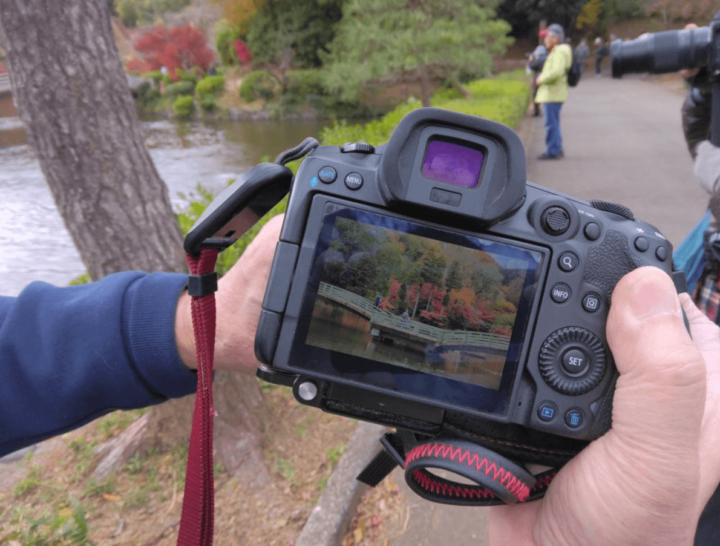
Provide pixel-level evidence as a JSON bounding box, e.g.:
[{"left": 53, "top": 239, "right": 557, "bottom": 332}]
[
  {"left": 233, "top": 40, "right": 253, "bottom": 65},
  {"left": 126, "top": 24, "right": 215, "bottom": 80}
]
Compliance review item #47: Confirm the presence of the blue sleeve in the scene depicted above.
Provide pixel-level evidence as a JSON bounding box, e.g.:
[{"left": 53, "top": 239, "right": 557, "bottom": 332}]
[{"left": 0, "top": 271, "right": 197, "bottom": 456}]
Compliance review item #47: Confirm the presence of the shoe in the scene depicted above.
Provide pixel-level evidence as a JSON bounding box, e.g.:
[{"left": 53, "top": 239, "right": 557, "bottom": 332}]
[{"left": 537, "top": 152, "right": 562, "bottom": 160}]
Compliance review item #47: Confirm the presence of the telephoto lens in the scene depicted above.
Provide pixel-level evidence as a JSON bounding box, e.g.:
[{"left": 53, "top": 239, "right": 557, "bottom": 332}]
[{"left": 611, "top": 26, "right": 712, "bottom": 77}]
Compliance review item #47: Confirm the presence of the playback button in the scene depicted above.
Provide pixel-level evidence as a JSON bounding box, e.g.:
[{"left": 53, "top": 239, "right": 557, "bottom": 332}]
[
  {"left": 537, "top": 402, "right": 558, "bottom": 422},
  {"left": 550, "top": 283, "right": 571, "bottom": 303}
]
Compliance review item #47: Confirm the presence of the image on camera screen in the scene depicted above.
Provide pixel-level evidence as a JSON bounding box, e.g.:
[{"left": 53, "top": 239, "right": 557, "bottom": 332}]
[
  {"left": 422, "top": 139, "right": 484, "bottom": 188},
  {"left": 305, "top": 209, "right": 542, "bottom": 392}
]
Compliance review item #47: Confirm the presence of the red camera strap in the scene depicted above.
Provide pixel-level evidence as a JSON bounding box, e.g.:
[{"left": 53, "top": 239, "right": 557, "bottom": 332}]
[{"left": 177, "top": 248, "right": 219, "bottom": 546}]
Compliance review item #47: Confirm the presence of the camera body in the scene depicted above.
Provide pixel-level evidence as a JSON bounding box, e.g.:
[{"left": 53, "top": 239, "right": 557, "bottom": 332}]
[{"left": 243, "top": 108, "right": 674, "bottom": 443}]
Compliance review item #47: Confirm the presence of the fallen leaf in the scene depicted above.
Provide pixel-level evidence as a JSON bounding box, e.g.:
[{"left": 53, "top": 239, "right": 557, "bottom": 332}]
[
  {"left": 353, "top": 527, "right": 364, "bottom": 542},
  {"left": 58, "top": 508, "right": 72, "bottom": 517},
  {"left": 102, "top": 493, "right": 122, "bottom": 502}
]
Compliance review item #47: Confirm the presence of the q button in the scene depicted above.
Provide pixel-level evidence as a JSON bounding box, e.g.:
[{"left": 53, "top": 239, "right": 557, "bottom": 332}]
[{"left": 558, "top": 252, "right": 579, "bottom": 273}]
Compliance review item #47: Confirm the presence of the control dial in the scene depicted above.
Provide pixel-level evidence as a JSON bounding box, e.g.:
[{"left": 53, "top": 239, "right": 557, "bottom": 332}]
[
  {"left": 539, "top": 327, "right": 607, "bottom": 396},
  {"left": 540, "top": 206, "right": 571, "bottom": 235},
  {"left": 590, "top": 199, "right": 634, "bottom": 220}
]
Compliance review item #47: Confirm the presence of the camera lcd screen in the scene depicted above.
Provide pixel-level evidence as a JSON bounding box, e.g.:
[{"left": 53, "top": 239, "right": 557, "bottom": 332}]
[
  {"left": 292, "top": 205, "right": 543, "bottom": 416},
  {"left": 422, "top": 139, "right": 484, "bottom": 188}
]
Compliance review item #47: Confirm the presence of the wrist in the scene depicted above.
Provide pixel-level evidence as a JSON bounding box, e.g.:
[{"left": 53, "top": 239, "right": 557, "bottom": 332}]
[{"left": 174, "top": 290, "right": 197, "bottom": 370}]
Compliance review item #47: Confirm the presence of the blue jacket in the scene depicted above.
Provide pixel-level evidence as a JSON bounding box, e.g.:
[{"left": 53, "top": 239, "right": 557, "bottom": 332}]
[{"left": 0, "top": 272, "right": 197, "bottom": 456}]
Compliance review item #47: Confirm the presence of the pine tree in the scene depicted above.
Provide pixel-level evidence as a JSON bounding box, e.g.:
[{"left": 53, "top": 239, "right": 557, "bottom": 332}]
[{"left": 322, "top": 0, "right": 512, "bottom": 106}]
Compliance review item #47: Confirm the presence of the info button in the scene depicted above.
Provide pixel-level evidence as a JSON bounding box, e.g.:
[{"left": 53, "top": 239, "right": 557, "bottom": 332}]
[{"left": 550, "top": 283, "right": 571, "bottom": 303}]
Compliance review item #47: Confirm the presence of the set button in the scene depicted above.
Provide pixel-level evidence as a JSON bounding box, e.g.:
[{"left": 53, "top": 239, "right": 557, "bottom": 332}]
[
  {"left": 537, "top": 402, "right": 558, "bottom": 422},
  {"left": 318, "top": 166, "right": 337, "bottom": 184},
  {"left": 656, "top": 246, "right": 668, "bottom": 261},
  {"left": 558, "top": 252, "right": 579, "bottom": 272},
  {"left": 565, "top": 409, "right": 584, "bottom": 429},
  {"left": 562, "top": 348, "right": 590, "bottom": 375}
]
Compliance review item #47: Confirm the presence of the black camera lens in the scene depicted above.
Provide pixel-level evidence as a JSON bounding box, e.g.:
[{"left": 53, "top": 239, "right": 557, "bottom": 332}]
[{"left": 611, "top": 26, "right": 712, "bottom": 77}]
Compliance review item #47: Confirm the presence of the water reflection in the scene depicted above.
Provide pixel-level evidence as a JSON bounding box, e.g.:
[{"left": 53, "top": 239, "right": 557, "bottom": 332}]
[{"left": 0, "top": 96, "right": 328, "bottom": 296}]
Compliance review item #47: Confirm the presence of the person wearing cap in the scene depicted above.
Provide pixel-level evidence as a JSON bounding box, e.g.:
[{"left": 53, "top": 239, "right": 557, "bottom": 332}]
[
  {"left": 526, "top": 29, "right": 548, "bottom": 117},
  {"left": 534, "top": 23, "right": 572, "bottom": 160}
]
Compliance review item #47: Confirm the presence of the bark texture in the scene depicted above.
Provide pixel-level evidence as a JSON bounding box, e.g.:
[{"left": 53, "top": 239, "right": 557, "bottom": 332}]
[
  {"left": 0, "top": 1, "right": 267, "bottom": 482},
  {"left": 0, "top": 0, "right": 185, "bottom": 278}
]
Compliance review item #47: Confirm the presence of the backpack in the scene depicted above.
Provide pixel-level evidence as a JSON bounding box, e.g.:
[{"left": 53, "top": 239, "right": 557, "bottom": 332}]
[{"left": 567, "top": 51, "right": 582, "bottom": 87}]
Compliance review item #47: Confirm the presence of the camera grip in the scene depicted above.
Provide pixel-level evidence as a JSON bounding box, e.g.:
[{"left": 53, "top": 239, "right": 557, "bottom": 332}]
[{"left": 583, "top": 230, "right": 649, "bottom": 300}]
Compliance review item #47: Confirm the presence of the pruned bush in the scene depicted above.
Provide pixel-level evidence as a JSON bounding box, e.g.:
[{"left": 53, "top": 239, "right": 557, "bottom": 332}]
[
  {"left": 172, "top": 95, "right": 195, "bottom": 118},
  {"left": 283, "top": 70, "right": 324, "bottom": 101},
  {"left": 196, "top": 75, "right": 225, "bottom": 101},
  {"left": 239, "top": 70, "right": 280, "bottom": 103},
  {"left": 165, "top": 80, "right": 195, "bottom": 99},
  {"left": 196, "top": 75, "right": 225, "bottom": 111},
  {"left": 176, "top": 68, "right": 200, "bottom": 84},
  {"left": 141, "top": 70, "right": 163, "bottom": 84}
]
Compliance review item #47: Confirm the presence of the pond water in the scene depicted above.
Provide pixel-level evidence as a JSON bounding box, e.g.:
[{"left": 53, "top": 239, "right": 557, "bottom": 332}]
[{"left": 0, "top": 94, "right": 329, "bottom": 296}]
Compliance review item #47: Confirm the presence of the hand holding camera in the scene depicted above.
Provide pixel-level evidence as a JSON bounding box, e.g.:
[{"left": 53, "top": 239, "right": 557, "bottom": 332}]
[{"left": 185, "top": 108, "right": 688, "bottom": 504}]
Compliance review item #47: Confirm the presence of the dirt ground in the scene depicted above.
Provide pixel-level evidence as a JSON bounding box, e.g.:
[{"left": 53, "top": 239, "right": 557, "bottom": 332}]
[{"left": 0, "top": 383, "right": 356, "bottom": 545}]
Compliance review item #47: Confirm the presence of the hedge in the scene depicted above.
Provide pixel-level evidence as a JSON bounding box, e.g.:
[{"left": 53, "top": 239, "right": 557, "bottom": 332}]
[
  {"left": 172, "top": 95, "right": 195, "bottom": 118},
  {"left": 165, "top": 80, "right": 196, "bottom": 100},
  {"left": 239, "top": 70, "right": 280, "bottom": 103},
  {"left": 178, "top": 76, "right": 531, "bottom": 273},
  {"left": 320, "top": 78, "right": 530, "bottom": 147}
]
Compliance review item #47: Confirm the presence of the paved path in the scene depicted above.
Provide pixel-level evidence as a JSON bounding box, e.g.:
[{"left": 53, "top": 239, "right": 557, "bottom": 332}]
[{"left": 384, "top": 73, "right": 709, "bottom": 546}]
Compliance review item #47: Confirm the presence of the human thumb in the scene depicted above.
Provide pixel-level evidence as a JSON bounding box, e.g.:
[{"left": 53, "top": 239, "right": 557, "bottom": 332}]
[{"left": 604, "top": 266, "right": 705, "bottom": 504}]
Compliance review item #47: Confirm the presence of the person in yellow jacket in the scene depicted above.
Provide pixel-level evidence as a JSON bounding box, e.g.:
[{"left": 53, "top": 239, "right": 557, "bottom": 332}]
[{"left": 534, "top": 24, "right": 573, "bottom": 159}]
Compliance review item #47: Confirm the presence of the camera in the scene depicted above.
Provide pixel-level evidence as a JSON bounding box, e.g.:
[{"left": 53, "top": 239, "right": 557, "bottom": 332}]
[
  {"left": 611, "top": 11, "right": 720, "bottom": 79},
  {"left": 185, "top": 108, "right": 679, "bottom": 503}
]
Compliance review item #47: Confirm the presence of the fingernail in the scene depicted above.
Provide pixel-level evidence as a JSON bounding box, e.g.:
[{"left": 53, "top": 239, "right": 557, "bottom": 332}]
[{"left": 629, "top": 273, "right": 679, "bottom": 319}]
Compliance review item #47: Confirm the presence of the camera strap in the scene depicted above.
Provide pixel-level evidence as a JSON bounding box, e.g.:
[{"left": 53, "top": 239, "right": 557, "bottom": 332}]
[
  {"left": 359, "top": 432, "right": 558, "bottom": 506},
  {"left": 177, "top": 248, "right": 219, "bottom": 546}
]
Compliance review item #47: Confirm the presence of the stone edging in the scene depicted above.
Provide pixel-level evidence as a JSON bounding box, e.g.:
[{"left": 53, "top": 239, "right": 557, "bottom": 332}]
[{"left": 295, "top": 420, "right": 387, "bottom": 546}]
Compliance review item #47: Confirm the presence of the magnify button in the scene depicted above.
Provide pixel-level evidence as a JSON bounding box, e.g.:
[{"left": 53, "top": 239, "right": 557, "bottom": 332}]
[{"left": 558, "top": 252, "right": 579, "bottom": 272}]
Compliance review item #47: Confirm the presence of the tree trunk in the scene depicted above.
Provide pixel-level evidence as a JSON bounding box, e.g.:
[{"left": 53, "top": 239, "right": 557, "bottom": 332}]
[
  {"left": 417, "top": 61, "right": 431, "bottom": 107},
  {"left": 0, "top": 0, "right": 267, "bottom": 482},
  {"left": 0, "top": 1, "right": 185, "bottom": 279}
]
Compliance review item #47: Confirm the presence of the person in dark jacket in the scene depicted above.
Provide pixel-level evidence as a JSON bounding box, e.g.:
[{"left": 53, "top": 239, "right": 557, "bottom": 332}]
[
  {"left": 4, "top": 205, "right": 720, "bottom": 545},
  {"left": 526, "top": 29, "right": 548, "bottom": 117},
  {"left": 0, "top": 215, "right": 283, "bottom": 457}
]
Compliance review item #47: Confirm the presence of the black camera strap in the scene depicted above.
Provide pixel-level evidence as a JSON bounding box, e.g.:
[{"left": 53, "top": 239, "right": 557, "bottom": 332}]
[{"left": 358, "top": 432, "right": 562, "bottom": 506}]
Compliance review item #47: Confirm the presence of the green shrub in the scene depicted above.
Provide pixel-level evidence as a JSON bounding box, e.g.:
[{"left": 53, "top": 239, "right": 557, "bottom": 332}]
[
  {"left": 172, "top": 95, "right": 195, "bottom": 118},
  {"left": 176, "top": 68, "right": 200, "bottom": 84},
  {"left": 196, "top": 75, "right": 225, "bottom": 101},
  {"left": 141, "top": 70, "right": 164, "bottom": 84},
  {"left": 284, "top": 70, "right": 325, "bottom": 99},
  {"left": 320, "top": 78, "right": 530, "bottom": 147},
  {"left": 196, "top": 75, "right": 225, "bottom": 112},
  {"left": 215, "top": 20, "right": 239, "bottom": 66},
  {"left": 165, "top": 80, "right": 195, "bottom": 99},
  {"left": 239, "top": 70, "right": 280, "bottom": 103}
]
